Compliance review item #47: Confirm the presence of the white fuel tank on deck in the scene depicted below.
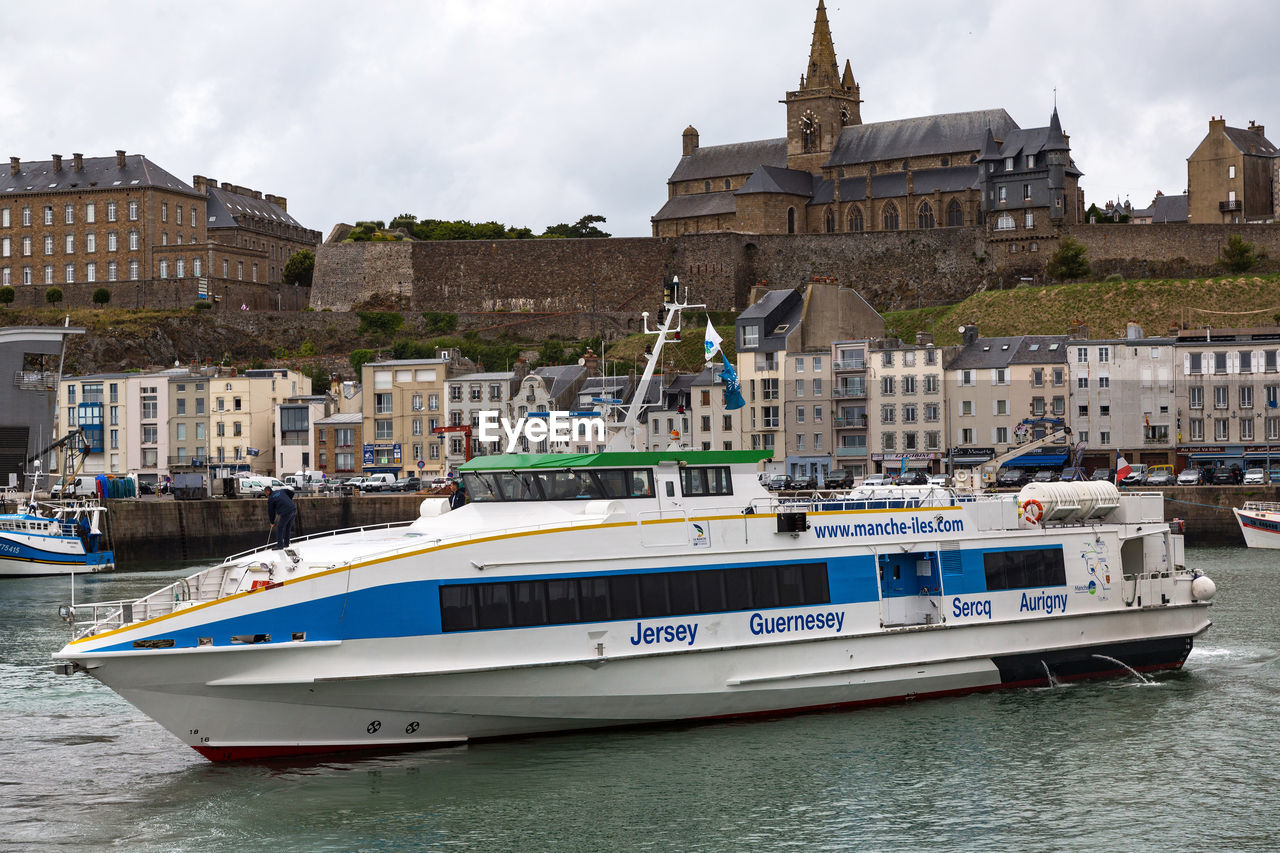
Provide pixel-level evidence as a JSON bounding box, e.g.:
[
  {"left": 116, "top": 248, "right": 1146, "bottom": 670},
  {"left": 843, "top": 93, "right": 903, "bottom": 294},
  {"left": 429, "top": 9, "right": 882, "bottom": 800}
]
[{"left": 1016, "top": 480, "right": 1121, "bottom": 523}]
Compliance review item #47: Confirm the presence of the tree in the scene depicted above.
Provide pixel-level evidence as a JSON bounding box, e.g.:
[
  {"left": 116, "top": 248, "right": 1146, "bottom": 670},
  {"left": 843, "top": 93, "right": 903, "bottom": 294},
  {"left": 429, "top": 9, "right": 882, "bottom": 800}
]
[
  {"left": 45, "top": 287, "right": 63, "bottom": 305},
  {"left": 92, "top": 287, "right": 111, "bottom": 307},
  {"left": 1046, "top": 237, "right": 1090, "bottom": 281},
  {"left": 0, "top": 286, "right": 13, "bottom": 308},
  {"left": 350, "top": 349, "right": 376, "bottom": 375},
  {"left": 282, "top": 249, "right": 316, "bottom": 287},
  {"left": 542, "top": 214, "right": 610, "bottom": 239},
  {"left": 356, "top": 311, "right": 404, "bottom": 337},
  {"left": 422, "top": 311, "right": 457, "bottom": 336},
  {"left": 1220, "top": 234, "right": 1258, "bottom": 273}
]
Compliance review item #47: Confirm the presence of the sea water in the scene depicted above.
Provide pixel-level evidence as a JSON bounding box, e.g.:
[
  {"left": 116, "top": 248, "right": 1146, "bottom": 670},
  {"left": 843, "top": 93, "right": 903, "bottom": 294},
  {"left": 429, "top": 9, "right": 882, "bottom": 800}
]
[{"left": 1, "top": 547, "right": 1277, "bottom": 852}]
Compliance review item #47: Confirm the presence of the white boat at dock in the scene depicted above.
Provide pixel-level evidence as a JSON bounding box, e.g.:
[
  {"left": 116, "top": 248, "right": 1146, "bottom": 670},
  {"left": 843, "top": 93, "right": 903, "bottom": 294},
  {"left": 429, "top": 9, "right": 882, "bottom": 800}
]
[
  {"left": 0, "top": 499, "right": 114, "bottom": 577},
  {"left": 52, "top": 285, "right": 1217, "bottom": 762},
  {"left": 1232, "top": 501, "right": 1280, "bottom": 548}
]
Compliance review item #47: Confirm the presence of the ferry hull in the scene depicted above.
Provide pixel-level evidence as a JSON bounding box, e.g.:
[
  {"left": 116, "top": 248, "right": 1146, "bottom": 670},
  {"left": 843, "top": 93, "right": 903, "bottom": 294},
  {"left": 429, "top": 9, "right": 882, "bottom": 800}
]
[{"left": 72, "top": 606, "right": 1209, "bottom": 762}]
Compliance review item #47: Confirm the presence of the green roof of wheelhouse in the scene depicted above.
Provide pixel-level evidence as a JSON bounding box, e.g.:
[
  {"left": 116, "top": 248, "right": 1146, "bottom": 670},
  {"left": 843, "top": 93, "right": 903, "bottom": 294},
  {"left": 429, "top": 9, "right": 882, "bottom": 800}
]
[{"left": 459, "top": 450, "right": 774, "bottom": 471}]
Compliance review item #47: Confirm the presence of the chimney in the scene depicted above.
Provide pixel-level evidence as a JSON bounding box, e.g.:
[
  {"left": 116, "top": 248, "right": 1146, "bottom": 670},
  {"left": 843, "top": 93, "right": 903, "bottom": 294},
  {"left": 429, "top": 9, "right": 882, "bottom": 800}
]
[
  {"left": 581, "top": 348, "right": 600, "bottom": 375},
  {"left": 1069, "top": 323, "right": 1090, "bottom": 340},
  {"left": 72, "top": 153, "right": 83, "bottom": 171},
  {"left": 1126, "top": 321, "right": 1144, "bottom": 340},
  {"left": 961, "top": 324, "right": 979, "bottom": 346},
  {"left": 9, "top": 157, "right": 18, "bottom": 176},
  {"left": 52, "top": 154, "right": 62, "bottom": 173},
  {"left": 192, "top": 175, "right": 206, "bottom": 193},
  {"left": 116, "top": 150, "right": 126, "bottom": 168},
  {"left": 513, "top": 357, "right": 531, "bottom": 380},
  {"left": 221, "top": 182, "right": 232, "bottom": 191},
  {"left": 271, "top": 194, "right": 287, "bottom": 212},
  {"left": 1250, "top": 121, "right": 1266, "bottom": 136},
  {"left": 915, "top": 331, "right": 933, "bottom": 347}
]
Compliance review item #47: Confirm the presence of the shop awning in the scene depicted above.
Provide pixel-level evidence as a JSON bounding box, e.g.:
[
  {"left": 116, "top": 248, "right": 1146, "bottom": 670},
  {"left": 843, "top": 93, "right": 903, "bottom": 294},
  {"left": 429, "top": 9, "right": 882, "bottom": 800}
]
[{"left": 1001, "top": 452, "right": 1068, "bottom": 468}]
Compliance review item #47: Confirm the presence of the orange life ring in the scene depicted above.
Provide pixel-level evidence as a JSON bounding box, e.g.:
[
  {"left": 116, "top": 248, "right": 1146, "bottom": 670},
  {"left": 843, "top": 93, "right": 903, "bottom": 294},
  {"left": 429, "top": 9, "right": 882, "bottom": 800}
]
[{"left": 1022, "top": 499, "right": 1044, "bottom": 524}]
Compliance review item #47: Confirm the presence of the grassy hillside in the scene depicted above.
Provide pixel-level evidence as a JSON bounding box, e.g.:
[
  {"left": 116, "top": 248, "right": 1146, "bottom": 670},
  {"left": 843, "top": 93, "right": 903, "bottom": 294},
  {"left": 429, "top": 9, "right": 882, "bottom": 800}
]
[
  {"left": 603, "top": 311, "right": 738, "bottom": 373},
  {"left": 882, "top": 274, "right": 1280, "bottom": 345}
]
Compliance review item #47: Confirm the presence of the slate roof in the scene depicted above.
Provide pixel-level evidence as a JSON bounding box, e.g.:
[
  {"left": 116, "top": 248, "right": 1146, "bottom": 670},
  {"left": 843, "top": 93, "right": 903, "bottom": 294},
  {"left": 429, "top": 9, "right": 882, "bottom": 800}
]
[
  {"left": 811, "top": 168, "right": 976, "bottom": 205},
  {"left": 0, "top": 153, "right": 197, "bottom": 197},
  {"left": 945, "top": 335, "right": 1069, "bottom": 370},
  {"left": 451, "top": 371, "right": 516, "bottom": 382},
  {"left": 987, "top": 127, "right": 1084, "bottom": 177},
  {"left": 667, "top": 138, "right": 787, "bottom": 183},
  {"left": 652, "top": 191, "right": 739, "bottom": 222},
  {"left": 739, "top": 289, "right": 804, "bottom": 354},
  {"left": 206, "top": 184, "right": 306, "bottom": 229},
  {"left": 532, "top": 364, "right": 585, "bottom": 400},
  {"left": 826, "top": 109, "right": 1019, "bottom": 167},
  {"left": 737, "top": 165, "right": 819, "bottom": 197},
  {"left": 1223, "top": 126, "right": 1279, "bottom": 156},
  {"left": 315, "top": 411, "right": 362, "bottom": 425},
  {"left": 1149, "top": 193, "right": 1188, "bottom": 223}
]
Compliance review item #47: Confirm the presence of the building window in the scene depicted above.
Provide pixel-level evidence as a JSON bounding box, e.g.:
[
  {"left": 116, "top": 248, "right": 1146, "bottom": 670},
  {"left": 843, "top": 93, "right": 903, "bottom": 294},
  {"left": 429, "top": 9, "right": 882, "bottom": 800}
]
[
  {"left": 86, "top": 263, "right": 96, "bottom": 282},
  {"left": 917, "top": 201, "right": 934, "bottom": 229},
  {"left": 1023, "top": 183, "right": 1031, "bottom": 201},
  {"left": 946, "top": 199, "right": 963, "bottom": 227},
  {"left": 64, "top": 203, "right": 74, "bottom": 224},
  {"left": 996, "top": 212, "right": 1015, "bottom": 231},
  {"left": 1024, "top": 211, "right": 1034, "bottom": 228},
  {"left": 742, "top": 325, "right": 759, "bottom": 348},
  {"left": 159, "top": 260, "right": 168, "bottom": 279},
  {"left": 43, "top": 206, "right": 53, "bottom": 226},
  {"left": 1229, "top": 165, "right": 1236, "bottom": 179},
  {"left": 1214, "top": 419, "right": 1229, "bottom": 441},
  {"left": 64, "top": 263, "right": 75, "bottom": 283},
  {"left": 1241, "top": 386, "right": 1254, "bottom": 409},
  {"left": 128, "top": 200, "right": 139, "bottom": 221},
  {"left": 1214, "top": 386, "right": 1229, "bottom": 409},
  {"left": 848, "top": 206, "right": 864, "bottom": 232},
  {"left": 881, "top": 202, "right": 899, "bottom": 231}
]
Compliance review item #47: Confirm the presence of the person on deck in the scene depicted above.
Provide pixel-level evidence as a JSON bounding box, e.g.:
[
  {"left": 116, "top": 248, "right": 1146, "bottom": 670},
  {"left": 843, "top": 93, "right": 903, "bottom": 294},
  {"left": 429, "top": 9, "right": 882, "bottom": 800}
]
[
  {"left": 449, "top": 480, "right": 467, "bottom": 510},
  {"left": 263, "top": 485, "right": 298, "bottom": 550}
]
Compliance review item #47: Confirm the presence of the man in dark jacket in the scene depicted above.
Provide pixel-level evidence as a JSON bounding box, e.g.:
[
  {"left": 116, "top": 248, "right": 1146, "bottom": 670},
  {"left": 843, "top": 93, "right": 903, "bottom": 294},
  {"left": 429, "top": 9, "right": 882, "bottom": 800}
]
[
  {"left": 448, "top": 480, "right": 467, "bottom": 510},
  {"left": 264, "top": 485, "right": 298, "bottom": 549}
]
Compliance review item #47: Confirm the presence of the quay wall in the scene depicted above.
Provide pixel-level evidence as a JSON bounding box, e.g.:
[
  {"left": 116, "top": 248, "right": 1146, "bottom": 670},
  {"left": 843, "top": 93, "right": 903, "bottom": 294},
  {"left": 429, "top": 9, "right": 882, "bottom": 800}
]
[
  {"left": 98, "top": 484, "right": 1272, "bottom": 565},
  {"left": 104, "top": 495, "right": 426, "bottom": 564}
]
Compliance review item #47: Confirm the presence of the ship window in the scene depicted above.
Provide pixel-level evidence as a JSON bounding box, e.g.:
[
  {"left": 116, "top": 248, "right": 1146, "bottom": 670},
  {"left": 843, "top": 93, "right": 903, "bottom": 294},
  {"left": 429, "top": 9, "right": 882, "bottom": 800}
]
[
  {"left": 461, "top": 468, "right": 655, "bottom": 501},
  {"left": 679, "top": 465, "right": 733, "bottom": 497},
  {"left": 982, "top": 547, "right": 1066, "bottom": 591},
  {"left": 439, "top": 562, "right": 831, "bottom": 632}
]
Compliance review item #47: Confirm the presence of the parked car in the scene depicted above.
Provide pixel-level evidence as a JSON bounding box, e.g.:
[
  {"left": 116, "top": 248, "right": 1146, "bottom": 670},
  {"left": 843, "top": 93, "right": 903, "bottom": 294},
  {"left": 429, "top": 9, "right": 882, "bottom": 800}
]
[
  {"left": 1089, "top": 468, "right": 1115, "bottom": 482},
  {"left": 138, "top": 480, "right": 156, "bottom": 495},
  {"left": 928, "top": 473, "right": 950, "bottom": 486},
  {"left": 861, "top": 473, "right": 892, "bottom": 487},
  {"left": 995, "top": 468, "right": 1029, "bottom": 488},
  {"left": 893, "top": 471, "right": 930, "bottom": 486},
  {"left": 1120, "top": 464, "right": 1149, "bottom": 487},
  {"left": 1211, "top": 465, "right": 1243, "bottom": 485},
  {"left": 392, "top": 476, "right": 422, "bottom": 492},
  {"left": 428, "top": 477, "right": 453, "bottom": 491},
  {"left": 1144, "top": 468, "right": 1176, "bottom": 487},
  {"left": 319, "top": 477, "right": 354, "bottom": 495},
  {"left": 823, "top": 469, "right": 853, "bottom": 489},
  {"left": 767, "top": 474, "right": 794, "bottom": 491},
  {"left": 1059, "top": 467, "right": 1085, "bottom": 482},
  {"left": 1243, "top": 467, "right": 1267, "bottom": 485},
  {"left": 1177, "top": 468, "right": 1204, "bottom": 486},
  {"left": 1030, "top": 469, "right": 1060, "bottom": 484}
]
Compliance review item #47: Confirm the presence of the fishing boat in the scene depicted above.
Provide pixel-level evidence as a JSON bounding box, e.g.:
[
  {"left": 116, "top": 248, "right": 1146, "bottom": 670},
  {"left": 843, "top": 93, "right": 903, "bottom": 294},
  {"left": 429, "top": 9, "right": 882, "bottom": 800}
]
[
  {"left": 53, "top": 286, "right": 1217, "bottom": 762},
  {"left": 0, "top": 498, "right": 114, "bottom": 576},
  {"left": 1232, "top": 501, "right": 1280, "bottom": 549}
]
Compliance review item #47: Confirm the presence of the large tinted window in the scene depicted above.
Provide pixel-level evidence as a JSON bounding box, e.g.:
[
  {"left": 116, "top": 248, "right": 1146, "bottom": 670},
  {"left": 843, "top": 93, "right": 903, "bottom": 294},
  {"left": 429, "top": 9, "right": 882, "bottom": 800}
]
[
  {"left": 982, "top": 548, "right": 1066, "bottom": 591},
  {"left": 461, "top": 468, "right": 655, "bottom": 502},
  {"left": 439, "top": 562, "right": 831, "bottom": 632},
  {"left": 680, "top": 466, "right": 733, "bottom": 497}
]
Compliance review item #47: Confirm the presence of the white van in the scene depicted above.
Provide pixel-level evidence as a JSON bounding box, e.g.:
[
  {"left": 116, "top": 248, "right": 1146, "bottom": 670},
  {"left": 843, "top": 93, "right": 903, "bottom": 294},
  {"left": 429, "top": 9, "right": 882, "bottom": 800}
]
[
  {"left": 362, "top": 473, "right": 397, "bottom": 492},
  {"left": 51, "top": 474, "right": 99, "bottom": 498}
]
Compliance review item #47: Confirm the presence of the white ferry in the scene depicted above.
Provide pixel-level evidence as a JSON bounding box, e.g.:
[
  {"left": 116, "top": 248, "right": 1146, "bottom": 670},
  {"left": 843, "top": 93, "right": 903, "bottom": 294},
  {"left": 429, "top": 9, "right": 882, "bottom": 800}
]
[
  {"left": 53, "top": 294, "right": 1217, "bottom": 762},
  {"left": 1232, "top": 501, "right": 1280, "bottom": 548}
]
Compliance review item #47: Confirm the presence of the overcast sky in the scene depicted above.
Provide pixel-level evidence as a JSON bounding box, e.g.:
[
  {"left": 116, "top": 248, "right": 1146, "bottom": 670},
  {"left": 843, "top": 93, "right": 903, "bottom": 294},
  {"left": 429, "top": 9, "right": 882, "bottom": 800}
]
[{"left": 5, "top": 1, "right": 1276, "bottom": 238}]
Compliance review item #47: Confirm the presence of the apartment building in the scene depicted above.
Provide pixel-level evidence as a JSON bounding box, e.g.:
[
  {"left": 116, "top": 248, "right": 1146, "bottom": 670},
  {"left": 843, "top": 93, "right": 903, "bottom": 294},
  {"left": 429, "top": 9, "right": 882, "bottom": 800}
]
[
  {"left": 865, "top": 338, "right": 948, "bottom": 476},
  {"left": 1173, "top": 327, "right": 1280, "bottom": 472},
  {"left": 362, "top": 357, "right": 451, "bottom": 478},
  {"left": 275, "top": 395, "right": 332, "bottom": 476},
  {"left": 445, "top": 369, "right": 523, "bottom": 467},
  {"left": 1067, "top": 327, "right": 1176, "bottom": 471},
  {"left": 689, "top": 367, "right": 740, "bottom": 452},
  {"left": 640, "top": 373, "right": 696, "bottom": 452},
  {"left": 168, "top": 372, "right": 210, "bottom": 473},
  {"left": 944, "top": 327, "right": 1070, "bottom": 472},
  {"left": 208, "top": 368, "right": 309, "bottom": 475},
  {"left": 314, "top": 412, "right": 362, "bottom": 478}
]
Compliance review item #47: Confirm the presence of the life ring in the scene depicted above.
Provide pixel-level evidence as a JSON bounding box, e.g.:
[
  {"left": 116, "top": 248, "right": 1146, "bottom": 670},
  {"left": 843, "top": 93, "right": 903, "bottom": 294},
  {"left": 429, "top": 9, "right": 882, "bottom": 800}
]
[{"left": 1022, "top": 499, "right": 1044, "bottom": 524}]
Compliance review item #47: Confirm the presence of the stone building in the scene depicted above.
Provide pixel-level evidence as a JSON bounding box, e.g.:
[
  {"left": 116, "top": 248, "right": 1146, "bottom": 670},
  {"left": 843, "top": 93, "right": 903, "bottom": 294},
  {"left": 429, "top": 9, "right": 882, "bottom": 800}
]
[
  {"left": 1187, "top": 118, "right": 1278, "bottom": 224},
  {"left": 652, "top": 1, "right": 1084, "bottom": 240},
  {"left": 313, "top": 411, "right": 362, "bottom": 478},
  {"left": 0, "top": 150, "right": 319, "bottom": 296}
]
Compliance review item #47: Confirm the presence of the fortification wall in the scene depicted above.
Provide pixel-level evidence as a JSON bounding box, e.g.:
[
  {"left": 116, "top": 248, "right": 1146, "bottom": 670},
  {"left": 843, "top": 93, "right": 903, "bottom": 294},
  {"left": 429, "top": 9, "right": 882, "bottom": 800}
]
[{"left": 1065, "top": 223, "right": 1280, "bottom": 279}]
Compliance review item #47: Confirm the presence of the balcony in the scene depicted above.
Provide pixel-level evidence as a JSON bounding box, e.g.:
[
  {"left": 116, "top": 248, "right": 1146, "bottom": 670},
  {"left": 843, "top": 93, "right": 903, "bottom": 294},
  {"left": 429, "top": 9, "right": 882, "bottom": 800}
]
[
  {"left": 832, "top": 360, "right": 867, "bottom": 371},
  {"left": 834, "top": 416, "right": 868, "bottom": 429},
  {"left": 1219, "top": 199, "right": 1242, "bottom": 213},
  {"left": 14, "top": 370, "right": 57, "bottom": 390},
  {"left": 836, "top": 446, "right": 868, "bottom": 458},
  {"left": 833, "top": 387, "right": 867, "bottom": 399}
]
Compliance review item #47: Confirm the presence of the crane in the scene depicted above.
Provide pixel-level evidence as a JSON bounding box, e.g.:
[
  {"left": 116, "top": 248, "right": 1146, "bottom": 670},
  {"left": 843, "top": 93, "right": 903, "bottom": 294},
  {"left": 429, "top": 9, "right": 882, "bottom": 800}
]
[
  {"left": 957, "top": 427, "right": 1073, "bottom": 492},
  {"left": 432, "top": 425, "right": 474, "bottom": 464}
]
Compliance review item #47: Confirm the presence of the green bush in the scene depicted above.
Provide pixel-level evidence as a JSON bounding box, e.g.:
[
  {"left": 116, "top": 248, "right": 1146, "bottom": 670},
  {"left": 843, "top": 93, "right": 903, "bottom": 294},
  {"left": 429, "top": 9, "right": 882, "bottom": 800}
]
[
  {"left": 0, "top": 285, "right": 14, "bottom": 307},
  {"left": 350, "top": 349, "right": 376, "bottom": 374},
  {"left": 45, "top": 287, "right": 63, "bottom": 305},
  {"left": 356, "top": 311, "right": 404, "bottom": 337},
  {"left": 1046, "top": 238, "right": 1089, "bottom": 281},
  {"left": 92, "top": 287, "right": 111, "bottom": 306},
  {"left": 422, "top": 311, "right": 458, "bottom": 336},
  {"left": 1220, "top": 234, "right": 1258, "bottom": 273},
  {"left": 193, "top": 300, "right": 213, "bottom": 310},
  {"left": 1103, "top": 273, "right": 1124, "bottom": 283}
]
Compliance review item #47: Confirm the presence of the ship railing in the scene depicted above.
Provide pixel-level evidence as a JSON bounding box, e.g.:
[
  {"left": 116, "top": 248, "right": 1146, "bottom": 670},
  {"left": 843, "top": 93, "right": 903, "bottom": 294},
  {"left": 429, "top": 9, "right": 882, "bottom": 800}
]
[
  {"left": 1241, "top": 500, "right": 1280, "bottom": 512},
  {"left": 66, "top": 575, "right": 197, "bottom": 639},
  {"left": 218, "top": 520, "right": 417, "bottom": 563}
]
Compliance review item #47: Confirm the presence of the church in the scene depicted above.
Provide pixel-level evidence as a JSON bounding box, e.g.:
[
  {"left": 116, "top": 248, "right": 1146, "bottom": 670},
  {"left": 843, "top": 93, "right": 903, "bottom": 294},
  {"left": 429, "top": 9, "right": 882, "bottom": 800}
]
[{"left": 652, "top": 1, "right": 1085, "bottom": 245}]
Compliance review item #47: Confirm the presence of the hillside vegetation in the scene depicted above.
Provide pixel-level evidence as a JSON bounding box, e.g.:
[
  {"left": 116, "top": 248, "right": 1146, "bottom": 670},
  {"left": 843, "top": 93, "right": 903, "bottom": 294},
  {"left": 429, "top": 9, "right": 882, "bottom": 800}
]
[{"left": 882, "top": 274, "right": 1280, "bottom": 345}]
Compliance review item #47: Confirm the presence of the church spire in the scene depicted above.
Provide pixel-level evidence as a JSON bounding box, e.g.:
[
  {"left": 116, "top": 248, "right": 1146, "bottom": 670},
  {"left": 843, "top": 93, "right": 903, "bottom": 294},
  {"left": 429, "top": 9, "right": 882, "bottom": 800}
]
[{"left": 806, "top": 0, "right": 841, "bottom": 90}]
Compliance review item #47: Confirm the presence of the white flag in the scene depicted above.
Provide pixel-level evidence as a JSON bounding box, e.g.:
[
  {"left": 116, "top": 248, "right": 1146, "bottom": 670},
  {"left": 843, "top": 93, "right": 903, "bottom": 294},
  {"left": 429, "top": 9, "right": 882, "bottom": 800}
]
[{"left": 704, "top": 319, "right": 723, "bottom": 361}]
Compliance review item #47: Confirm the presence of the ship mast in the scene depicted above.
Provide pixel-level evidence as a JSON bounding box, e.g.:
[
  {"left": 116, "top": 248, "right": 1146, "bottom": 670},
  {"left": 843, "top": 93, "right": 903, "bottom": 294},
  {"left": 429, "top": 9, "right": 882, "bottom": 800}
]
[{"left": 607, "top": 277, "right": 704, "bottom": 451}]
